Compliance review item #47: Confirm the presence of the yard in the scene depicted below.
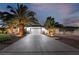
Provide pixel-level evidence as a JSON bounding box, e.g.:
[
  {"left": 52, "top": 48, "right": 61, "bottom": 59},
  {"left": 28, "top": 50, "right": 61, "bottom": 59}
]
[{"left": 0, "top": 34, "right": 19, "bottom": 50}]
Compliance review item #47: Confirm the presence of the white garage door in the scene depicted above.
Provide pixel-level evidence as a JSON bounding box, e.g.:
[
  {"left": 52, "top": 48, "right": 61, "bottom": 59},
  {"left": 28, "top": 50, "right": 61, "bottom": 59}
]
[{"left": 30, "top": 27, "right": 42, "bottom": 35}]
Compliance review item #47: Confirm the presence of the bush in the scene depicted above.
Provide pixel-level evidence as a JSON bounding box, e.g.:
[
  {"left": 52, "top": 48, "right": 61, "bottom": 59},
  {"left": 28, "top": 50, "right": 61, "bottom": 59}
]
[{"left": 0, "top": 34, "right": 12, "bottom": 42}]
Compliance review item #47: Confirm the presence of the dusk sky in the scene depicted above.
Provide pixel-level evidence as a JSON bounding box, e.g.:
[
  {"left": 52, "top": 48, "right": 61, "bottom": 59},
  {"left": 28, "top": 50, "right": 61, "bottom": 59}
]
[{"left": 0, "top": 3, "right": 79, "bottom": 26}]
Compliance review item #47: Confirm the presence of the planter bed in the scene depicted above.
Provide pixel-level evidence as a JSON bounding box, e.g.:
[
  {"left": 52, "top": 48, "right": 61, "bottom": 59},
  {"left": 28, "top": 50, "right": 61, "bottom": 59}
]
[{"left": 0, "top": 34, "right": 19, "bottom": 50}]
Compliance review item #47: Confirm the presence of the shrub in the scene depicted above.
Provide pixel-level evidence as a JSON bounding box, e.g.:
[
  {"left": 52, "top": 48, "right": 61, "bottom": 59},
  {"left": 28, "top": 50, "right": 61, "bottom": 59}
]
[{"left": 0, "top": 34, "right": 11, "bottom": 42}]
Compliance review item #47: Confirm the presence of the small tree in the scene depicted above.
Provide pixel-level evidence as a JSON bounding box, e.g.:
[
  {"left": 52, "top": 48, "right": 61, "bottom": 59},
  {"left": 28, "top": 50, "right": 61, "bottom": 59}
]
[
  {"left": 44, "top": 16, "right": 56, "bottom": 36},
  {"left": 44, "top": 16, "right": 55, "bottom": 29}
]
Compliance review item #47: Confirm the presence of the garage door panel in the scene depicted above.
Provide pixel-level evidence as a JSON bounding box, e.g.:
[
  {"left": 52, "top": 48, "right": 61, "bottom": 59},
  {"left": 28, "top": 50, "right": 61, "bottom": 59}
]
[{"left": 30, "top": 27, "right": 42, "bottom": 35}]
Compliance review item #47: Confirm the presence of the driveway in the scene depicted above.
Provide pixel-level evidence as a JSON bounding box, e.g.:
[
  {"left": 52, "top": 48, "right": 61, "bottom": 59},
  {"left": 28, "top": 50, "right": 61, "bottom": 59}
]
[{"left": 0, "top": 27, "right": 79, "bottom": 54}]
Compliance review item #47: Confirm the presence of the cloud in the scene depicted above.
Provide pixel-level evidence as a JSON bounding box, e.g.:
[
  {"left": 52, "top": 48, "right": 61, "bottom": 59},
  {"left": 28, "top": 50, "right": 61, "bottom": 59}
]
[
  {"left": 0, "top": 9, "right": 6, "bottom": 12},
  {"left": 63, "top": 16, "right": 79, "bottom": 26},
  {"left": 30, "top": 3, "right": 73, "bottom": 16}
]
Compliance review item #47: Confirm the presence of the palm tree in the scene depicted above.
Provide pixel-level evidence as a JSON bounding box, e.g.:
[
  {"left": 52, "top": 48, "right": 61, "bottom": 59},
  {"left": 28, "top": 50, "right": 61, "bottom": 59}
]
[
  {"left": 44, "top": 16, "right": 55, "bottom": 29},
  {"left": 0, "top": 3, "right": 39, "bottom": 37},
  {"left": 44, "top": 16, "right": 56, "bottom": 36},
  {"left": 27, "top": 11, "right": 40, "bottom": 25},
  {"left": 8, "top": 4, "right": 36, "bottom": 36}
]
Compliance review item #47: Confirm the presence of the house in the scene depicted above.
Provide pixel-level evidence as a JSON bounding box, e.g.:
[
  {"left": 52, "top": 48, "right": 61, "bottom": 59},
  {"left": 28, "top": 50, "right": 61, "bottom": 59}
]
[{"left": 25, "top": 24, "right": 43, "bottom": 34}]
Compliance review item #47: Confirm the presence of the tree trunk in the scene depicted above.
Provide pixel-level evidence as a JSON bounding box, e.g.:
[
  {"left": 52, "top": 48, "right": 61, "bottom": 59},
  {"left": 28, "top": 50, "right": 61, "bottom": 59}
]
[
  {"left": 7, "top": 26, "right": 13, "bottom": 34},
  {"left": 18, "top": 23, "right": 24, "bottom": 37}
]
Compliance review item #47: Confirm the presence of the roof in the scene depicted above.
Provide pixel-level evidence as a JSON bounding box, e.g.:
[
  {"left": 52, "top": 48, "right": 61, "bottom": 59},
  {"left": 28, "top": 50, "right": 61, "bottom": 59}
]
[{"left": 26, "top": 24, "right": 43, "bottom": 27}]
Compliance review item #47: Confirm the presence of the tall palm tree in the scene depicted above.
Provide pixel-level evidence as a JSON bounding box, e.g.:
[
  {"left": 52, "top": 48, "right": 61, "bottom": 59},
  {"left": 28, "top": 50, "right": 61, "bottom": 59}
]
[
  {"left": 0, "top": 3, "right": 39, "bottom": 37},
  {"left": 7, "top": 4, "right": 28, "bottom": 22},
  {"left": 27, "top": 11, "right": 40, "bottom": 25},
  {"left": 7, "top": 4, "right": 28, "bottom": 36},
  {"left": 7, "top": 4, "right": 39, "bottom": 25}
]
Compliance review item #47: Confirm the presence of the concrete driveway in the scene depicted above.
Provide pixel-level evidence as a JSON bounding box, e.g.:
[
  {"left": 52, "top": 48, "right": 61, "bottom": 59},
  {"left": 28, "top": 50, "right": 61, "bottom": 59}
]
[{"left": 0, "top": 27, "right": 79, "bottom": 54}]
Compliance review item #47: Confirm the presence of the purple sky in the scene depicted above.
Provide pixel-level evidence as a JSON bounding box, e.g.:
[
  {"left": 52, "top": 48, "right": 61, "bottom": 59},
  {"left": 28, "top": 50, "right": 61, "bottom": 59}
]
[{"left": 0, "top": 3, "right": 79, "bottom": 26}]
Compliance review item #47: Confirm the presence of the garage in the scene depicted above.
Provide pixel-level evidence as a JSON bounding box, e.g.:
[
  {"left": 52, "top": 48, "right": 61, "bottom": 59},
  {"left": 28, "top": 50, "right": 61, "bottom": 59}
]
[{"left": 30, "top": 27, "right": 42, "bottom": 35}]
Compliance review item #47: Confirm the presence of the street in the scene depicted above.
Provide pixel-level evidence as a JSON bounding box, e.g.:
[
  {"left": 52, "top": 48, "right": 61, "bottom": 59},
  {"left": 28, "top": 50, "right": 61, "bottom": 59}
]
[{"left": 0, "top": 28, "right": 79, "bottom": 54}]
